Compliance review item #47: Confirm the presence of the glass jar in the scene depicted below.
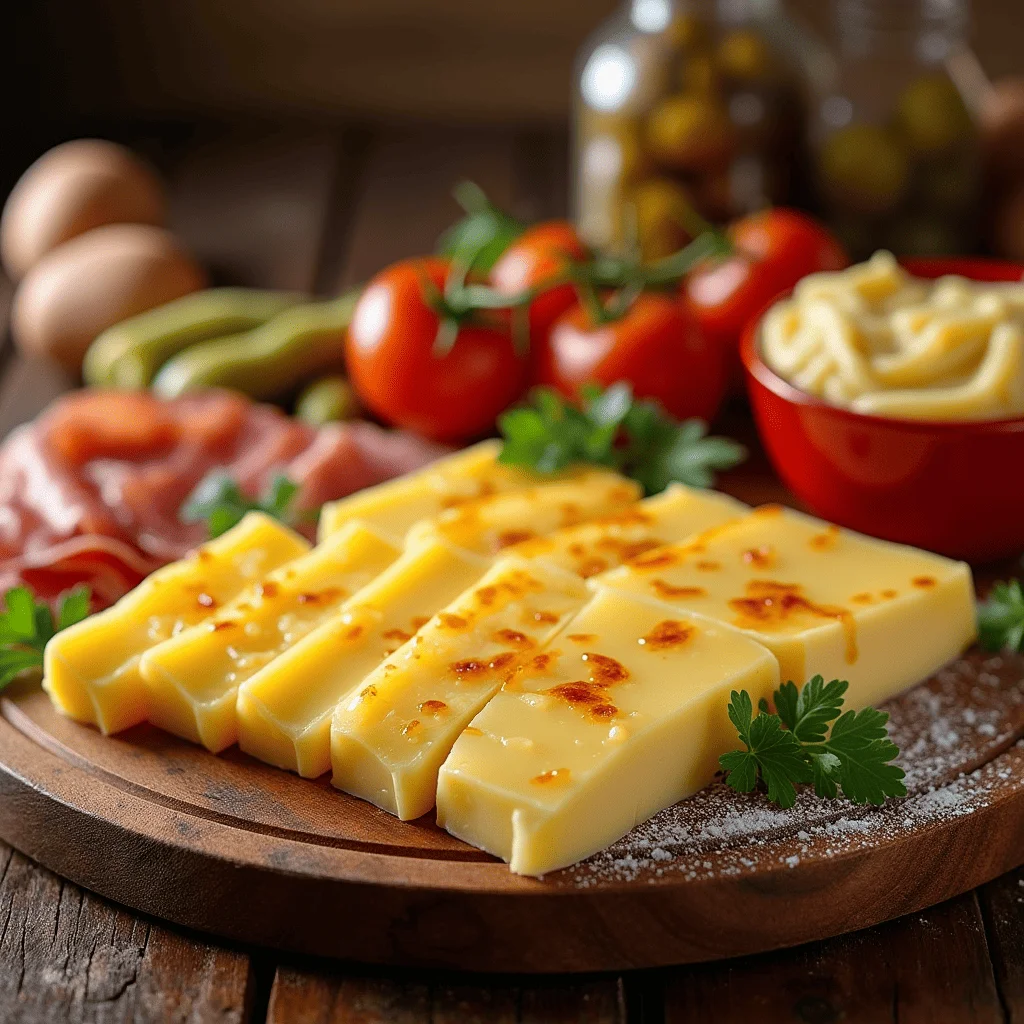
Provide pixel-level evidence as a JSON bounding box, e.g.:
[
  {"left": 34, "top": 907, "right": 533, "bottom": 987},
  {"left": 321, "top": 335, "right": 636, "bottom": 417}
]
[
  {"left": 810, "top": 0, "right": 980, "bottom": 259},
  {"left": 573, "top": 0, "right": 821, "bottom": 261}
]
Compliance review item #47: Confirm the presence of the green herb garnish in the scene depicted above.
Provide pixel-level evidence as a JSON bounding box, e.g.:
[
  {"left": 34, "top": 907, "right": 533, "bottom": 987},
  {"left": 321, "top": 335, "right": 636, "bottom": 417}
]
[
  {"left": 497, "top": 382, "right": 746, "bottom": 494},
  {"left": 0, "top": 585, "right": 91, "bottom": 691},
  {"left": 977, "top": 579, "right": 1024, "bottom": 653},
  {"left": 181, "top": 472, "right": 302, "bottom": 539},
  {"left": 719, "top": 676, "right": 906, "bottom": 809}
]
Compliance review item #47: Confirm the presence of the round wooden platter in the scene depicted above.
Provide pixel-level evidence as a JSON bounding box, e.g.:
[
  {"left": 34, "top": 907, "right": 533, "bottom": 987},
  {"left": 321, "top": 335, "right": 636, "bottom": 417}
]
[{"left": 0, "top": 647, "right": 1022, "bottom": 973}]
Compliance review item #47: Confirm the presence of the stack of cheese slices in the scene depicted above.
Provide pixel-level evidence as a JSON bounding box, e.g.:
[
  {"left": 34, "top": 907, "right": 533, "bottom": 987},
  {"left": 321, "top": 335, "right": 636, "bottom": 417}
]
[{"left": 43, "top": 441, "right": 977, "bottom": 876}]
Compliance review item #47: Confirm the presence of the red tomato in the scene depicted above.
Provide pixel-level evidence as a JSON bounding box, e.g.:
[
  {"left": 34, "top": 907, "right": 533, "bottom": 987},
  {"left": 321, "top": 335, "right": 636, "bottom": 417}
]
[
  {"left": 683, "top": 209, "right": 848, "bottom": 381},
  {"left": 345, "top": 257, "right": 528, "bottom": 443},
  {"left": 490, "top": 221, "right": 587, "bottom": 376},
  {"left": 537, "top": 292, "right": 726, "bottom": 423}
]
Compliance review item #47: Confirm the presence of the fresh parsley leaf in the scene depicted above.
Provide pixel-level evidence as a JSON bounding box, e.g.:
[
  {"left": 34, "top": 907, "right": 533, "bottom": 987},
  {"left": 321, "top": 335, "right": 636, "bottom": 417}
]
[
  {"left": 719, "top": 676, "right": 905, "bottom": 808},
  {"left": 498, "top": 383, "right": 746, "bottom": 494},
  {"left": 181, "top": 472, "right": 308, "bottom": 539},
  {"left": 0, "top": 585, "right": 91, "bottom": 692},
  {"left": 977, "top": 579, "right": 1024, "bottom": 653}
]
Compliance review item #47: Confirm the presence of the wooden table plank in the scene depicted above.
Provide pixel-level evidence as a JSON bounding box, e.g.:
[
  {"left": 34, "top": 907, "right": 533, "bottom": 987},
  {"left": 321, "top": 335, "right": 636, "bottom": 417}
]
[
  {"left": 0, "top": 842, "right": 253, "bottom": 1023},
  {"left": 267, "top": 968, "right": 625, "bottom": 1024},
  {"left": 979, "top": 864, "right": 1024, "bottom": 1021},
  {"left": 662, "top": 892, "right": 1004, "bottom": 1024}
]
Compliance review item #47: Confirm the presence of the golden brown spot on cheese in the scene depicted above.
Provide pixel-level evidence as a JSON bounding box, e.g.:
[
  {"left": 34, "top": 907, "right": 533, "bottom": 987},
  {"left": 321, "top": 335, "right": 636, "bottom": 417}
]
[
  {"left": 463, "top": 726, "right": 484, "bottom": 736},
  {"left": 493, "top": 628, "right": 534, "bottom": 649},
  {"left": 525, "top": 651, "right": 558, "bottom": 674},
  {"left": 196, "top": 548, "right": 213, "bottom": 563},
  {"left": 532, "top": 768, "right": 571, "bottom": 785},
  {"left": 882, "top": 589, "right": 899, "bottom": 599},
  {"left": 382, "top": 627, "right": 414, "bottom": 643},
  {"left": 577, "top": 557, "right": 610, "bottom": 579},
  {"left": 528, "top": 609, "right": 559, "bottom": 625},
  {"left": 591, "top": 703, "right": 618, "bottom": 718},
  {"left": 212, "top": 620, "right": 237, "bottom": 631},
  {"left": 197, "top": 592, "right": 217, "bottom": 609},
  {"left": 547, "top": 677, "right": 620, "bottom": 720},
  {"left": 754, "top": 503, "right": 785, "bottom": 517},
  {"left": 742, "top": 545, "right": 776, "bottom": 568},
  {"left": 256, "top": 582, "right": 279, "bottom": 599},
  {"left": 568, "top": 542, "right": 587, "bottom": 557},
  {"left": 913, "top": 575, "right": 937, "bottom": 589},
  {"left": 581, "top": 652, "right": 630, "bottom": 685},
  {"left": 437, "top": 612, "right": 469, "bottom": 630},
  {"left": 608, "top": 484, "right": 639, "bottom": 504},
  {"left": 809, "top": 524, "right": 841, "bottom": 551},
  {"left": 411, "top": 616, "right": 430, "bottom": 630},
  {"left": 850, "top": 592, "right": 874, "bottom": 604},
  {"left": 402, "top": 720, "right": 421, "bottom": 736},
  {"left": 359, "top": 684, "right": 377, "bottom": 700},
  {"left": 450, "top": 651, "right": 518, "bottom": 680},
  {"left": 560, "top": 502, "right": 584, "bottom": 527},
  {"left": 639, "top": 620, "right": 694, "bottom": 650},
  {"left": 344, "top": 623, "right": 365, "bottom": 641},
  {"left": 629, "top": 548, "right": 680, "bottom": 571},
  {"left": 567, "top": 633, "right": 598, "bottom": 644},
  {"left": 296, "top": 587, "right": 343, "bottom": 605},
  {"left": 652, "top": 579, "right": 707, "bottom": 600},
  {"left": 729, "top": 580, "right": 858, "bottom": 664},
  {"left": 497, "top": 529, "right": 535, "bottom": 549},
  {"left": 696, "top": 560, "right": 721, "bottom": 571},
  {"left": 419, "top": 699, "right": 447, "bottom": 714}
]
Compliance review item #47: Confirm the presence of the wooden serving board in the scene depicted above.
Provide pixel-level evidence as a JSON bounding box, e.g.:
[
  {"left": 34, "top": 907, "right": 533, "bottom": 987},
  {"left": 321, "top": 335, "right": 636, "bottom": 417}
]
[{"left": 0, "top": 642, "right": 1022, "bottom": 973}]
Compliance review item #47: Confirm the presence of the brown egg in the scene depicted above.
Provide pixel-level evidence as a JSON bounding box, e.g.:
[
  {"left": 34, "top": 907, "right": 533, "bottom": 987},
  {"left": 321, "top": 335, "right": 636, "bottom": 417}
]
[
  {"left": 1, "top": 139, "right": 167, "bottom": 280},
  {"left": 11, "top": 224, "right": 207, "bottom": 373}
]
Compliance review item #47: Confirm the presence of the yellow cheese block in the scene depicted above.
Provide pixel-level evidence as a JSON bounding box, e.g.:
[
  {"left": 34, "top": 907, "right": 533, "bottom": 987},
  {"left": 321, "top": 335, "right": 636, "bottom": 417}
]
[
  {"left": 436, "top": 589, "right": 780, "bottom": 876},
  {"left": 331, "top": 555, "right": 591, "bottom": 820},
  {"left": 597, "top": 505, "right": 977, "bottom": 708},
  {"left": 43, "top": 513, "right": 309, "bottom": 735},
  {"left": 510, "top": 483, "right": 747, "bottom": 579},
  {"left": 318, "top": 440, "right": 525, "bottom": 544},
  {"left": 138, "top": 521, "right": 401, "bottom": 752},
  {"left": 236, "top": 473, "right": 640, "bottom": 779},
  {"left": 235, "top": 537, "right": 488, "bottom": 779},
  {"left": 406, "top": 471, "right": 642, "bottom": 557}
]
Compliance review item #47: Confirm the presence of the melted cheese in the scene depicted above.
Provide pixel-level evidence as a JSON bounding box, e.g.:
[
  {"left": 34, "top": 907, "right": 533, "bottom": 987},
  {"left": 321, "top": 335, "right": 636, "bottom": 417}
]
[
  {"left": 43, "top": 513, "right": 308, "bottom": 735},
  {"left": 331, "top": 556, "right": 591, "bottom": 819},
  {"left": 138, "top": 522, "right": 400, "bottom": 752},
  {"left": 436, "top": 589, "right": 779, "bottom": 875},
  {"left": 597, "top": 505, "right": 976, "bottom": 708}
]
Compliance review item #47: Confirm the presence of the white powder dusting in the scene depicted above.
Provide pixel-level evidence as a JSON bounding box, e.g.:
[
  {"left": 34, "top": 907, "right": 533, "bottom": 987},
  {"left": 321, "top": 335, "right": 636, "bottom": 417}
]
[{"left": 567, "top": 650, "right": 1024, "bottom": 887}]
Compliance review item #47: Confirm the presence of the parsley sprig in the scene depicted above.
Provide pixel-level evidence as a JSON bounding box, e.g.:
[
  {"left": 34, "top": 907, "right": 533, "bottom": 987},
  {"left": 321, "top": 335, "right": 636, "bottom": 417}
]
[
  {"left": 181, "top": 472, "right": 302, "bottom": 539},
  {"left": 0, "top": 586, "right": 91, "bottom": 691},
  {"left": 498, "top": 382, "right": 746, "bottom": 494},
  {"left": 719, "top": 676, "right": 906, "bottom": 809},
  {"left": 977, "top": 579, "right": 1024, "bottom": 653}
]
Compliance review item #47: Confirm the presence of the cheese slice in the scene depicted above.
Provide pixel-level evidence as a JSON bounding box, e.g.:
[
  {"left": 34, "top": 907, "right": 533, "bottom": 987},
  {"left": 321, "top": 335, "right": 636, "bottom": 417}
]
[
  {"left": 235, "top": 537, "right": 488, "bottom": 779},
  {"left": 331, "top": 556, "right": 591, "bottom": 820},
  {"left": 43, "top": 513, "right": 309, "bottom": 735},
  {"left": 236, "top": 474, "right": 640, "bottom": 779},
  {"left": 405, "top": 471, "right": 642, "bottom": 557},
  {"left": 318, "top": 440, "right": 522, "bottom": 544},
  {"left": 597, "top": 505, "right": 977, "bottom": 708},
  {"left": 138, "top": 521, "right": 401, "bottom": 752},
  {"left": 509, "top": 483, "right": 747, "bottom": 579},
  {"left": 436, "top": 588, "right": 780, "bottom": 876},
  {"left": 327, "top": 484, "right": 746, "bottom": 820}
]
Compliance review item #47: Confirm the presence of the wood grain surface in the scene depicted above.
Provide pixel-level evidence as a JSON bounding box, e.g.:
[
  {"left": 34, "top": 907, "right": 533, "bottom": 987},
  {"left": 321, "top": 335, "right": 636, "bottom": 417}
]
[{"left": 0, "top": 121, "right": 1023, "bottom": 1019}]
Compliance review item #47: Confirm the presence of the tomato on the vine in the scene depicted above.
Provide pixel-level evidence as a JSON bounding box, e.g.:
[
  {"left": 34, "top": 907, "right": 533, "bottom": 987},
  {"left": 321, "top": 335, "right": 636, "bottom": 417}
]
[
  {"left": 536, "top": 291, "right": 726, "bottom": 423},
  {"left": 345, "top": 257, "right": 528, "bottom": 443},
  {"left": 490, "top": 221, "right": 587, "bottom": 374},
  {"left": 683, "top": 208, "right": 848, "bottom": 378}
]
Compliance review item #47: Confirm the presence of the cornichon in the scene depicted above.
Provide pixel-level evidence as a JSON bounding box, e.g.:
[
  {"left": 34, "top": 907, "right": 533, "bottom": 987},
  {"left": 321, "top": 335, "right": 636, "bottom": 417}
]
[
  {"left": 84, "top": 288, "right": 306, "bottom": 390},
  {"left": 151, "top": 291, "right": 359, "bottom": 401},
  {"left": 295, "top": 375, "right": 361, "bottom": 425}
]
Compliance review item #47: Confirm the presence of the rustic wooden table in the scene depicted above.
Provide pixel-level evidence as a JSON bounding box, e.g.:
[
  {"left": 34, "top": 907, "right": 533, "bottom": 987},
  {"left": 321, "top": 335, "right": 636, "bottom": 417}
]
[{"left": 1, "top": 122, "right": 1022, "bottom": 1023}]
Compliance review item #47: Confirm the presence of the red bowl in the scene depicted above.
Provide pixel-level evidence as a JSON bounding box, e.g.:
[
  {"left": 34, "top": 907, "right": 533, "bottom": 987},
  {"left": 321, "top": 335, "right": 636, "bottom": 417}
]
[{"left": 741, "top": 256, "right": 1024, "bottom": 563}]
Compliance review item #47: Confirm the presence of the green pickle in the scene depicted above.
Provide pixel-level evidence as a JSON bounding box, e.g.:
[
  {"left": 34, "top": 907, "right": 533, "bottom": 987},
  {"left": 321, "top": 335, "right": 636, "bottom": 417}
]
[
  {"left": 896, "top": 74, "right": 973, "bottom": 156},
  {"left": 295, "top": 375, "right": 361, "bottom": 425},
  {"left": 152, "top": 291, "right": 358, "bottom": 401},
  {"left": 84, "top": 288, "right": 305, "bottom": 389}
]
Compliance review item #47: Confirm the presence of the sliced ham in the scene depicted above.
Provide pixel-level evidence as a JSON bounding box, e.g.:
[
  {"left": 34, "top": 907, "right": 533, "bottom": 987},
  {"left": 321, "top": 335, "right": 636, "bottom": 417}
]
[{"left": 0, "top": 389, "right": 450, "bottom": 609}]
